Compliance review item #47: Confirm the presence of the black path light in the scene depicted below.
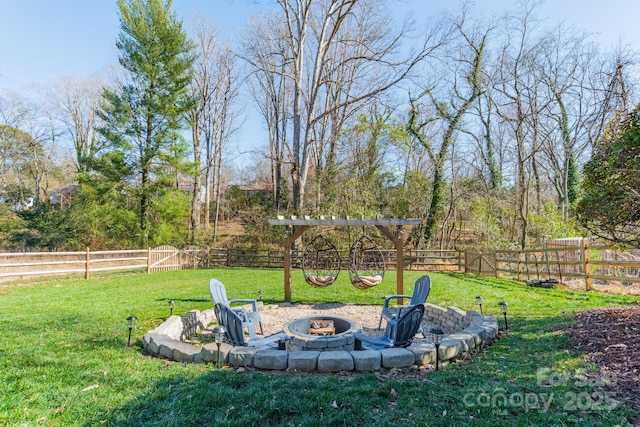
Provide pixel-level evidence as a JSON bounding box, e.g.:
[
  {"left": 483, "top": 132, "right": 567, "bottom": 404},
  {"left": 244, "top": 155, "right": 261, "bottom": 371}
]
[
  {"left": 498, "top": 301, "right": 509, "bottom": 331},
  {"left": 212, "top": 326, "right": 227, "bottom": 368},
  {"left": 126, "top": 315, "right": 138, "bottom": 347},
  {"left": 475, "top": 295, "right": 483, "bottom": 315},
  {"left": 168, "top": 300, "right": 175, "bottom": 316},
  {"left": 430, "top": 328, "right": 445, "bottom": 370}
]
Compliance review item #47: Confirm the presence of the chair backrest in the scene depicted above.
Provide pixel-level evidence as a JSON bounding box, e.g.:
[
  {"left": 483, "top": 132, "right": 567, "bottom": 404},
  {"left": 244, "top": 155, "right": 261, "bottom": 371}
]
[
  {"left": 410, "top": 275, "right": 431, "bottom": 305},
  {"left": 214, "top": 303, "right": 247, "bottom": 346},
  {"left": 390, "top": 303, "right": 425, "bottom": 347},
  {"left": 209, "top": 278, "right": 230, "bottom": 306}
]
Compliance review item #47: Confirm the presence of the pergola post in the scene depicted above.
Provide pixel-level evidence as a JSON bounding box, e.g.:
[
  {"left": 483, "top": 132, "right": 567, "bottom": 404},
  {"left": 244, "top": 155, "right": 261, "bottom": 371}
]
[
  {"left": 283, "top": 225, "right": 308, "bottom": 302},
  {"left": 376, "top": 225, "right": 405, "bottom": 303},
  {"left": 396, "top": 226, "right": 405, "bottom": 299}
]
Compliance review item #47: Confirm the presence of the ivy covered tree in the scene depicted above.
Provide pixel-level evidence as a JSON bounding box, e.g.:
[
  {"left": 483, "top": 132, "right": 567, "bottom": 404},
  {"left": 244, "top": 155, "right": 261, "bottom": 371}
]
[
  {"left": 577, "top": 107, "right": 640, "bottom": 247},
  {"left": 97, "top": 0, "right": 195, "bottom": 245}
]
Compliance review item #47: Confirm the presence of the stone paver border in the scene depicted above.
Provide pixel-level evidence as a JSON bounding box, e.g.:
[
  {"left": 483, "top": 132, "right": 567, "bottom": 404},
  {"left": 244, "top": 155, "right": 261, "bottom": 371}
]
[{"left": 141, "top": 303, "right": 499, "bottom": 371}]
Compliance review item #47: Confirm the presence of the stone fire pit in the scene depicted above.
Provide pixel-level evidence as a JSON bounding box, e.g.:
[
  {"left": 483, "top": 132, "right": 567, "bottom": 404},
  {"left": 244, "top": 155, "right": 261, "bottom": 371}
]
[
  {"left": 142, "top": 303, "right": 500, "bottom": 372},
  {"left": 283, "top": 315, "right": 361, "bottom": 351}
]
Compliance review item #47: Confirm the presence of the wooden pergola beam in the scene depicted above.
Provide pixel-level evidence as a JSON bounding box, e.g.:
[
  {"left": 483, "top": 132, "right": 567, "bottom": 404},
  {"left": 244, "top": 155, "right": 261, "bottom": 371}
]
[{"left": 268, "top": 217, "right": 421, "bottom": 302}]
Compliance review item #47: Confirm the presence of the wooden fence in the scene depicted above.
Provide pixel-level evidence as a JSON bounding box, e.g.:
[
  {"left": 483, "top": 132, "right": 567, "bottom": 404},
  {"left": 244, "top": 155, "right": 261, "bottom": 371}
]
[
  {"left": 494, "top": 239, "right": 640, "bottom": 291},
  {"left": 3, "top": 242, "right": 637, "bottom": 292},
  {"left": 0, "top": 246, "right": 206, "bottom": 282},
  {"left": 0, "top": 247, "right": 462, "bottom": 282}
]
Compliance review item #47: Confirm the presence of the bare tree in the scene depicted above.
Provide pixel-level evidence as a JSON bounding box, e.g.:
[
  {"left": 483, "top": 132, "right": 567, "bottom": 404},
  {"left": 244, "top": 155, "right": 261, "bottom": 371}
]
[
  {"left": 407, "top": 7, "right": 487, "bottom": 246},
  {"left": 587, "top": 49, "right": 638, "bottom": 139},
  {"left": 243, "top": 12, "right": 293, "bottom": 211},
  {"left": 50, "top": 76, "right": 104, "bottom": 177},
  {"left": 535, "top": 26, "right": 605, "bottom": 219},
  {"left": 189, "top": 16, "right": 242, "bottom": 242},
  {"left": 468, "top": 75, "right": 506, "bottom": 191},
  {"left": 0, "top": 93, "right": 61, "bottom": 208},
  {"left": 0, "top": 94, "right": 30, "bottom": 190},
  {"left": 254, "top": 0, "right": 445, "bottom": 212},
  {"left": 492, "top": 4, "right": 549, "bottom": 249},
  {"left": 188, "top": 16, "right": 219, "bottom": 242}
]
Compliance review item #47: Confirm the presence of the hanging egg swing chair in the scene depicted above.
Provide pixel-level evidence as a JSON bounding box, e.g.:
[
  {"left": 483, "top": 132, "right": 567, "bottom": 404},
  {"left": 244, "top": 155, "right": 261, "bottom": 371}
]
[
  {"left": 349, "top": 234, "right": 385, "bottom": 290},
  {"left": 302, "top": 234, "right": 341, "bottom": 288}
]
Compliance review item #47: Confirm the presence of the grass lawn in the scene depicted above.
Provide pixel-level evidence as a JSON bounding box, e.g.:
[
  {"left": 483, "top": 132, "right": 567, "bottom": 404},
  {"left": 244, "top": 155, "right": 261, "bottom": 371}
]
[{"left": 0, "top": 268, "right": 638, "bottom": 426}]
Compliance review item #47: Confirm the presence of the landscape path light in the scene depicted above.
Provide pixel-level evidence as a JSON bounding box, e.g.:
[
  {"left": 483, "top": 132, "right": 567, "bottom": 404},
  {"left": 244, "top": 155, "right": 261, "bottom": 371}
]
[
  {"left": 212, "top": 326, "right": 227, "bottom": 368},
  {"left": 498, "top": 301, "right": 509, "bottom": 331},
  {"left": 430, "top": 328, "right": 445, "bottom": 370},
  {"left": 475, "top": 296, "right": 483, "bottom": 315},
  {"left": 168, "top": 300, "right": 175, "bottom": 316},
  {"left": 126, "top": 315, "right": 138, "bottom": 347}
]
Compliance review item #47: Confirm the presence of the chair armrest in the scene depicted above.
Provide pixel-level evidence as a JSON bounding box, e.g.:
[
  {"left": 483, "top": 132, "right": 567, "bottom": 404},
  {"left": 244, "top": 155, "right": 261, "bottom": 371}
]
[
  {"left": 380, "top": 295, "right": 412, "bottom": 308},
  {"left": 353, "top": 332, "right": 371, "bottom": 341},
  {"left": 353, "top": 333, "right": 384, "bottom": 345},
  {"left": 229, "top": 298, "right": 259, "bottom": 312}
]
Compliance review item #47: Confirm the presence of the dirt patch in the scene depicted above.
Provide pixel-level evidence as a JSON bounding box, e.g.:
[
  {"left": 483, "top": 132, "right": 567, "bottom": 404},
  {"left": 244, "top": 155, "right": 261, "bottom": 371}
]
[{"left": 568, "top": 305, "right": 640, "bottom": 424}]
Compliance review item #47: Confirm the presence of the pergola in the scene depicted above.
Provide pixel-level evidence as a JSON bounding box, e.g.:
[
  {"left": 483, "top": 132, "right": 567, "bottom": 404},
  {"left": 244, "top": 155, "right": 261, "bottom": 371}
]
[{"left": 268, "top": 217, "right": 422, "bottom": 302}]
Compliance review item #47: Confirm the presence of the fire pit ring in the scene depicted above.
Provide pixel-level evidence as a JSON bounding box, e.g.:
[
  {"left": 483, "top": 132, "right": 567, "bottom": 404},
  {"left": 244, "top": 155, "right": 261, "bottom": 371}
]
[{"left": 284, "top": 315, "right": 361, "bottom": 351}]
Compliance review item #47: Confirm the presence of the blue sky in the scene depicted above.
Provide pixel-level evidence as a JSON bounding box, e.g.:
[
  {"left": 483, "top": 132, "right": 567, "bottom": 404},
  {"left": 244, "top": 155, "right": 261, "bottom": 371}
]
[
  {"left": 1, "top": 0, "right": 639, "bottom": 164},
  {"left": 2, "top": 0, "right": 639, "bottom": 89}
]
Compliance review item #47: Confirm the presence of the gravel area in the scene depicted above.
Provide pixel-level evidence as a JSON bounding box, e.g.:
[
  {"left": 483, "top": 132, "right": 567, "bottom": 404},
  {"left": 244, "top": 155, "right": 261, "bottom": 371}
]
[{"left": 256, "top": 302, "right": 439, "bottom": 344}]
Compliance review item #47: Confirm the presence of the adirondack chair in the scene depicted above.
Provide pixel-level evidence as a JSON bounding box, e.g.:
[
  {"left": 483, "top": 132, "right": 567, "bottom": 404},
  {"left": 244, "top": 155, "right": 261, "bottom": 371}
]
[
  {"left": 378, "top": 275, "right": 431, "bottom": 329},
  {"left": 355, "top": 303, "right": 425, "bottom": 350},
  {"left": 214, "top": 303, "right": 287, "bottom": 349},
  {"left": 209, "top": 278, "right": 263, "bottom": 340}
]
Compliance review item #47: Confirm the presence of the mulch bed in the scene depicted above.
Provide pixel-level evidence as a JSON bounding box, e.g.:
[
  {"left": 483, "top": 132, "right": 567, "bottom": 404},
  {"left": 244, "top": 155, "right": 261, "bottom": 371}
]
[{"left": 568, "top": 305, "right": 640, "bottom": 423}]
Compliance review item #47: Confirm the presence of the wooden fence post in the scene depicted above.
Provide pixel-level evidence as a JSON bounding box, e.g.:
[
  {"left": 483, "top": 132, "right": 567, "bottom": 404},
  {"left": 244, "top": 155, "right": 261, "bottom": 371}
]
[
  {"left": 517, "top": 251, "right": 523, "bottom": 281},
  {"left": 494, "top": 250, "right": 499, "bottom": 278},
  {"left": 463, "top": 250, "right": 469, "bottom": 273},
  {"left": 582, "top": 239, "right": 593, "bottom": 291},
  {"left": 85, "top": 247, "right": 90, "bottom": 279},
  {"left": 147, "top": 247, "right": 151, "bottom": 274}
]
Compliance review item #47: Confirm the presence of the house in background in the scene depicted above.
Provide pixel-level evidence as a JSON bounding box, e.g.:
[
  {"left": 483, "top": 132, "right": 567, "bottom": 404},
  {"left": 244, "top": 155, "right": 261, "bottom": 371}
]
[
  {"left": 49, "top": 185, "right": 80, "bottom": 209},
  {"left": 0, "top": 187, "right": 34, "bottom": 211},
  {"left": 236, "top": 184, "right": 273, "bottom": 204}
]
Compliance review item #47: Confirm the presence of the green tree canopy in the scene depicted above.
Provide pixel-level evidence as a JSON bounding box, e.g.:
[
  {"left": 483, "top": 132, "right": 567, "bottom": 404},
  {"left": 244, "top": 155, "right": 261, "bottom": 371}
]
[
  {"left": 97, "top": 0, "right": 195, "bottom": 245},
  {"left": 577, "top": 107, "right": 640, "bottom": 247}
]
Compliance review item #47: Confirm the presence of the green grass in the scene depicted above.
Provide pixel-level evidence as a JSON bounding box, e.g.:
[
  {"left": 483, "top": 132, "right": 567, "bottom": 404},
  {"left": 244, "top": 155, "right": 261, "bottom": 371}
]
[{"left": 0, "top": 269, "right": 638, "bottom": 426}]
